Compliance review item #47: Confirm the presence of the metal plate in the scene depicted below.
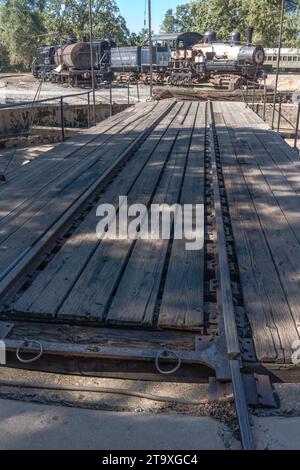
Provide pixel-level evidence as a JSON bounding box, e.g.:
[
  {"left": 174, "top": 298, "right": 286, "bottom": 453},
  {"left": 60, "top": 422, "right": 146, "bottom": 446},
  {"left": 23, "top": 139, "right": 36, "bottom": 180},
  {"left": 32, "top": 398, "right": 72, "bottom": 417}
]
[{"left": 0, "top": 322, "right": 14, "bottom": 340}]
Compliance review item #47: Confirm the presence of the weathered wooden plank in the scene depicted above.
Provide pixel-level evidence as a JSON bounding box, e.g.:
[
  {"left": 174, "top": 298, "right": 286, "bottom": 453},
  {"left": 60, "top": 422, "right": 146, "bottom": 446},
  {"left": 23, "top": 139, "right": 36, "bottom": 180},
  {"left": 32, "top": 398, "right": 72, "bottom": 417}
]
[
  {"left": 222, "top": 104, "right": 300, "bottom": 341},
  {"left": 230, "top": 102, "right": 300, "bottom": 165},
  {"left": 0, "top": 104, "right": 139, "bottom": 184},
  {"left": 158, "top": 102, "right": 206, "bottom": 331},
  {"left": 56, "top": 102, "right": 191, "bottom": 322},
  {"left": 6, "top": 320, "right": 197, "bottom": 351},
  {"left": 106, "top": 102, "right": 199, "bottom": 327},
  {"left": 0, "top": 103, "right": 157, "bottom": 225},
  {"left": 0, "top": 104, "right": 159, "bottom": 246},
  {"left": 11, "top": 102, "right": 182, "bottom": 316},
  {"left": 213, "top": 102, "right": 286, "bottom": 362},
  {"left": 218, "top": 101, "right": 299, "bottom": 362},
  {"left": 226, "top": 108, "right": 300, "bottom": 250}
]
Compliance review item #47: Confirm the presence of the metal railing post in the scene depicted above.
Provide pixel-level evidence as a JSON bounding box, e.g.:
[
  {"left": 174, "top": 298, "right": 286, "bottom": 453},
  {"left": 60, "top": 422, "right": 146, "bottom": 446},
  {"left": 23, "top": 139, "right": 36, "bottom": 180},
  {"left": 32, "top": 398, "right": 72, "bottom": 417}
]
[
  {"left": 110, "top": 82, "right": 113, "bottom": 117},
  {"left": 87, "top": 92, "right": 91, "bottom": 128},
  {"left": 263, "top": 78, "right": 267, "bottom": 121},
  {"left": 294, "top": 102, "right": 300, "bottom": 151},
  {"left": 252, "top": 80, "right": 256, "bottom": 109},
  {"left": 60, "top": 96, "right": 65, "bottom": 142},
  {"left": 277, "top": 93, "right": 282, "bottom": 133},
  {"left": 0, "top": 89, "right": 93, "bottom": 137}
]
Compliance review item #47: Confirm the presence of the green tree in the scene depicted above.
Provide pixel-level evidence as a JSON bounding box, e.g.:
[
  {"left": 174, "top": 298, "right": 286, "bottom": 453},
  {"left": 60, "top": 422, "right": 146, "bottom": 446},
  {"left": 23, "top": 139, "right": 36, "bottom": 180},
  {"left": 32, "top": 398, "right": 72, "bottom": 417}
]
[
  {"left": 241, "top": 0, "right": 300, "bottom": 46},
  {"left": 0, "top": 0, "right": 45, "bottom": 69},
  {"left": 43, "top": 0, "right": 129, "bottom": 44},
  {"left": 160, "top": 8, "right": 178, "bottom": 33},
  {"left": 190, "top": 0, "right": 243, "bottom": 40},
  {"left": 175, "top": 4, "right": 197, "bottom": 32},
  {"left": 160, "top": 0, "right": 300, "bottom": 47},
  {"left": 128, "top": 28, "right": 150, "bottom": 46},
  {"left": 0, "top": 43, "right": 9, "bottom": 70}
]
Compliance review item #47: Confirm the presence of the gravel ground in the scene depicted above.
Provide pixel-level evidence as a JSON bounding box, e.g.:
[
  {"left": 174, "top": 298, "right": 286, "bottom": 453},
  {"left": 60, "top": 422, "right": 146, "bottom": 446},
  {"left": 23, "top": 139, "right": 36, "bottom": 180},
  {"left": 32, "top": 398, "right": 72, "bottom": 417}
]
[{"left": 0, "top": 73, "right": 151, "bottom": 105}]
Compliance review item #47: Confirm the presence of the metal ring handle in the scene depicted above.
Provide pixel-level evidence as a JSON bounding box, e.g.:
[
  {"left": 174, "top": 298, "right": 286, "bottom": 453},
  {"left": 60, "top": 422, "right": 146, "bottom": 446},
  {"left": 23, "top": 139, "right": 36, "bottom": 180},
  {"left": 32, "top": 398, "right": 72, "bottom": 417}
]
[
  {"left": 16, "top": 340, "right": 43, "bottom": 364},
  {"left": 155, "top": 350, "right": 182, "bottom": 376}
]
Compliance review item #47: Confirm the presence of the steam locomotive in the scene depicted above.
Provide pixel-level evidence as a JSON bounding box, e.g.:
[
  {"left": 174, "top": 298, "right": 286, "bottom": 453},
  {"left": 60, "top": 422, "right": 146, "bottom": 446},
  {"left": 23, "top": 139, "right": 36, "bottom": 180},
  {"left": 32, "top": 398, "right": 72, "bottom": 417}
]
[
  {"left": 32, "top": 38, "right": 114, "bottom": 86},
  {"left": 32, "top": 28, "right": 266, "bottom": 90}
]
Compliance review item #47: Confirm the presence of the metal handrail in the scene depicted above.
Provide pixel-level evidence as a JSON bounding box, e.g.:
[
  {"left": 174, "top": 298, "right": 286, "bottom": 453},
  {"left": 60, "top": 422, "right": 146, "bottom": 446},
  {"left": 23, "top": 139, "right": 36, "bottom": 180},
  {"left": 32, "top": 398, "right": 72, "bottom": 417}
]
[
  {"left": 241, "top": 80, "right": 300, "bottom": 152},
  {"left": 0, "top": 90, "right": 93, "bottom": 109}
]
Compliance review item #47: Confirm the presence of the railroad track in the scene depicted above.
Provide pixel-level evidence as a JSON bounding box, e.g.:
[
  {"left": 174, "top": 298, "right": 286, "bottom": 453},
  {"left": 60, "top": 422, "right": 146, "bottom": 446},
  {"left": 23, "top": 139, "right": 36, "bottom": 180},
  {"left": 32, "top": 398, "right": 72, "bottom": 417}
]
[
  {"left": 209, "top": 102, "right": 255, "bottom": 450},
  {"left": 0, "top": 100, "right": 271, "bottom": 450}
]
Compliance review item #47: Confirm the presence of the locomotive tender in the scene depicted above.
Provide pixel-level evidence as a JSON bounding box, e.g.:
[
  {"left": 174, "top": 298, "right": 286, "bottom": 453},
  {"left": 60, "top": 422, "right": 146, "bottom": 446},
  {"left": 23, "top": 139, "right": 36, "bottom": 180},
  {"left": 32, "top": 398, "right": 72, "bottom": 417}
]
[
  {"left": 32, "top": 28, "right": 266, "bottom": 90},
  {"left": 32, "top": 39, "right": 114, "bottom": 86}
]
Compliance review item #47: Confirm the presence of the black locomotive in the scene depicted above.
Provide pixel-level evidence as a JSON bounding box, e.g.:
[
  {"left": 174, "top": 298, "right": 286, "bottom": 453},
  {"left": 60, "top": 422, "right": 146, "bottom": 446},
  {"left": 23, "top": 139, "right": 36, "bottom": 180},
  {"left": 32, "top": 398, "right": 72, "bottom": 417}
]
[{"left": 32, "top": 29, "right": 266, "bottom": 90}]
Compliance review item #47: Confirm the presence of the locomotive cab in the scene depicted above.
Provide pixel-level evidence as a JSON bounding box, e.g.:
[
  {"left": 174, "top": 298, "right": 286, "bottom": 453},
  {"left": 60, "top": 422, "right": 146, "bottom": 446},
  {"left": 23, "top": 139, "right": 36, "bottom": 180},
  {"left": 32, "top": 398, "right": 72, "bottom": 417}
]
[
  {"left": 152, "top": 32, "right": 203, "bottom": 70},
  {"left": 32, "top": 45, "right": 58, "bottom": 79}
]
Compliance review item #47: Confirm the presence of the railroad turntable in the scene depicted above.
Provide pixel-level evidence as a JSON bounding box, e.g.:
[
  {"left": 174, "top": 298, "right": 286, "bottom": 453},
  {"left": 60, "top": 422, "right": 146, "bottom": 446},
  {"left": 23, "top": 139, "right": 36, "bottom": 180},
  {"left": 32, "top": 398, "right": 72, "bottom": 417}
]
[{"left": 0, "top": 99, "right": 300, "bottom": 448}]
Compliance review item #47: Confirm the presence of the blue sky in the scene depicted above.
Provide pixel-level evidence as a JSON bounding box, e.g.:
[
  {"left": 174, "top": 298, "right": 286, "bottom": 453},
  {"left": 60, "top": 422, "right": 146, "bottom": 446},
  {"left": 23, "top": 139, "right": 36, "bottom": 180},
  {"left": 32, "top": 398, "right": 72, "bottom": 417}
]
[{"left": 116, "top": 0, "right": 184, "bottom": 34}]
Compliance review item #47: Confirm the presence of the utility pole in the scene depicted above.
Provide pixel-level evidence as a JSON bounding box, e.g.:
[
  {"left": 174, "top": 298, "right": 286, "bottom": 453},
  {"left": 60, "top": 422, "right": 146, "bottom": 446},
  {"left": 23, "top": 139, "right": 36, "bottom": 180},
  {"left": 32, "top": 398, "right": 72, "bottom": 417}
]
[
  {"left": 271, "top": 0, "right": 285, "bottom": 129},
  {"left": 148, "top": 0, "right": 153, "bottom": 98},
  {"left": 89, "top": 0, "right": 96, "bottom": 126}
]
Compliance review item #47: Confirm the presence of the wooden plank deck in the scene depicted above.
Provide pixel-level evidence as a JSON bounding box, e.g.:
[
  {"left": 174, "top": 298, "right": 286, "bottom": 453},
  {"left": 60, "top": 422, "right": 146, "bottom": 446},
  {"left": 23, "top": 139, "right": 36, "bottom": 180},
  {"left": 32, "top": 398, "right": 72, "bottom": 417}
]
[
  {"left": 2, "top": 100, "right": 300, "bottom": 368},
  {"left": 0, "top": 102, "right": 163, "bottom": 273},
  {"left": 2, "top": 101, "right": 206, "bottom": 333},
  {"left": 213, "top": 101, "right": 300, "bottom": 364}
]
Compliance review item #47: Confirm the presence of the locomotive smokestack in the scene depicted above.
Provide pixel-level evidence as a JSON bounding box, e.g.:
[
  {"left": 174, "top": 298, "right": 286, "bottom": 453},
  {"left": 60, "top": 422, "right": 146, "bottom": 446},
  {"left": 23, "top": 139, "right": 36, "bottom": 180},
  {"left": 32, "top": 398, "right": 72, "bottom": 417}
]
[
  {"left": 231, "top": 32, "right": 241, "bottom": 45},
  {"left": 245, "top": 27, "right": 254, "bottom": 45}
]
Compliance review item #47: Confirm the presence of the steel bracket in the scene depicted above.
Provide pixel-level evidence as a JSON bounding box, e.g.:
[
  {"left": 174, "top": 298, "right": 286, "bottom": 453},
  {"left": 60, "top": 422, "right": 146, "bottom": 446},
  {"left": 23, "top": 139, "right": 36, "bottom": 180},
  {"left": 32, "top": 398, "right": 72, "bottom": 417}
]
[
  {"left": 209, "top": 374, "right": 277, "bottom": 408},
  {"left": 195, "top": 334, "right": 231, "bottom": 381},
  {"left": 4, "top": 333, "right": 231, "bottom": 381},
  {"left": 0, "top": 322, "right": 14, "bottom": 340}
]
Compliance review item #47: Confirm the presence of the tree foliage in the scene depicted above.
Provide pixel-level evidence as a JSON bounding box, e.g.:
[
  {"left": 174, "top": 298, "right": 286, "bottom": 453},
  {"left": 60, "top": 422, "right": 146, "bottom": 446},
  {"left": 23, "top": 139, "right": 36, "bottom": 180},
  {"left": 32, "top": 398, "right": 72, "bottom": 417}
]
[
  {"left": 0, "top": 0, "right": 129, "bottom": 69},
  {"left": 161, "top": 0, "right": 300, "bottom": 47},
  {"left": 0, "top": 0, "right": 45, "bottom": 69},
  {"left": 43, "top": 0, "right": 129, "bottom": 43},
  {"left": 0, "top": 0, "right": 299, "bottom": 70},
  {"left": 128, "top": 28, "right": 150, "bottom": 47}
]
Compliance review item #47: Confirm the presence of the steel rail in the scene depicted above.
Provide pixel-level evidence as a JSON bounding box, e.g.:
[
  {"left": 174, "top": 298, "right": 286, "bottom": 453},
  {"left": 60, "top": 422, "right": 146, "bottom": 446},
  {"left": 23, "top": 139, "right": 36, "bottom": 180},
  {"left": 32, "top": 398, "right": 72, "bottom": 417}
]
[{"left": 209, "top": 101, "right": 255, "bottom": 450}]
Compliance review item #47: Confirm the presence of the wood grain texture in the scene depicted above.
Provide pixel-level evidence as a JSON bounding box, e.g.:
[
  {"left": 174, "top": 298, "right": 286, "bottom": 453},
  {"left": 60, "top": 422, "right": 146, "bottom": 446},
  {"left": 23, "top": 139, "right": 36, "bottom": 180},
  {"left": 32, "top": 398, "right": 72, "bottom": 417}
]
[
  {"left": 158, "top": 102, "right": 206, "bottom": 330},
  {"left": 106, "top": 102, "right": 198, "bottom": 327},
  {"left": 11, "top": 103, "right": 181, "bottom": 317},
  {"left": 216, "top": 102, "right": 300, "bottom": 363}
]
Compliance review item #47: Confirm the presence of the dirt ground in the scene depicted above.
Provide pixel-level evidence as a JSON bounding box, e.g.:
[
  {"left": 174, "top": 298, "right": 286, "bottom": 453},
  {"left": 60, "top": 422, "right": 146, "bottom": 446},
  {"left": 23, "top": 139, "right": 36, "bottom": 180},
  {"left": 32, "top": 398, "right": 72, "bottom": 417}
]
[
  {"left": 0, "top": 73, "right": 150, "bottom": 105},
  {"left": 1, "top": 72, "right": 299, "bottom": 107}
]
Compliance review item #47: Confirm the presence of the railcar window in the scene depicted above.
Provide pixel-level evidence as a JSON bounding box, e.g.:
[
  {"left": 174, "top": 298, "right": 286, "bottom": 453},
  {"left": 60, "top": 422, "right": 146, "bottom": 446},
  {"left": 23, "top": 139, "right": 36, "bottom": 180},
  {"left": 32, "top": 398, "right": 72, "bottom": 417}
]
[
  {"left": 283, "top": 56, "right": 287, "bottom": 61},
  {"left": 273, "top": 56, "right": 277, "bottom": 61},
  {"left": 288, "top": 57, "right": 292, "bottom": 61},
  {"left": 267, "top": 56, "right": 272, "bottom": 61},
  {"left": 293, "top": 56, "right": 298, "bottom": 61},
  {"left": 157, "top": 41, "right": 168, "bottom": 52}
]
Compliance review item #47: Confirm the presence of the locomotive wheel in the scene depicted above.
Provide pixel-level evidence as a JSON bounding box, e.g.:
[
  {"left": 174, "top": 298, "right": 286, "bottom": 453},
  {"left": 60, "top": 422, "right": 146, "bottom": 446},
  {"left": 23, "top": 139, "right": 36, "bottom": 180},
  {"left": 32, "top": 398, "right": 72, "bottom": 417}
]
[{"left": 228, "top": 76, "right": 246, "bottom": 92}]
